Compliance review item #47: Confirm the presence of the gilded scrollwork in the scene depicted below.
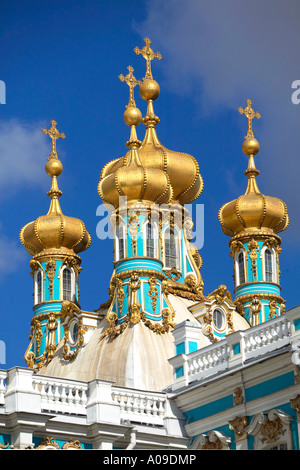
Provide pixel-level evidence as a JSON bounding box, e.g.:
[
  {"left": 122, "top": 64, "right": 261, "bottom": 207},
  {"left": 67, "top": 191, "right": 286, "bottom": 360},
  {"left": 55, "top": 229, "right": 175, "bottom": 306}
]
[
  {"left": 260, "top": 416, "right": 285, "bottom": 444},
  {"left": 129, "top": 272, "right": 141, "bottom": 324},
  {"left": 206, "top": 285, "right": 232, "bottom": 305},
  {"left": 247, "top": 238, "right": 259, "bottom": 280},
  {"left": 36, "top": 437, "right": 60, "bottom": 450},
  {"left": 61, "top": 439, "right": 83, "bottom": 450},
  {"left": 128, "top": 213, "right": 140, "bottom": 256},
  {"left": 148, "top": 276, "right": 158, "bottom": 313},
  {"left": 62, "top": 317, "right": 87, "bottom": 361},
  {"left": 269, "top": 300, "right": 277, "bottom": 319},
  {"left": 46, "top": 258, "right": 56, "bottom": 300}
]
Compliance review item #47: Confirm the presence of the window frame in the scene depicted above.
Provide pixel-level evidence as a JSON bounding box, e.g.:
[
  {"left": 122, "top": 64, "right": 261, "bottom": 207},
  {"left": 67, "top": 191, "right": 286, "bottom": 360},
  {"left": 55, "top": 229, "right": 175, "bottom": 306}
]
[
  {"left": 60, "top": 266, "right": 76, "bottom": 302},
  {"left": 261, "top": 246, "right": 277, "bottom": 284},
  {"left": 212, "top": 307, "right": 226, "bottom": 331},
  {"left": 143, "top": 220, "right": 158, "bottom": 259},
  {"left": 235, "top": 249, "right": 247, "bottom": 287},
  {"left": 163, "top": 225, "right": 180, "bottom": 270},
  {"left": 115, "top": 221, "right": 126, "bottom": 262},
  {"left": 34, "top": 268, "right": 44, "bottom": 305}
]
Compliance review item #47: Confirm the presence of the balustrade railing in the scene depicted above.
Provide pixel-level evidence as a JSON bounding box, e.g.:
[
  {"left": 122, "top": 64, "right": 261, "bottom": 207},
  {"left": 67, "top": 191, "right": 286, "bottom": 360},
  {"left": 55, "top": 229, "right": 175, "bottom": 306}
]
[
  {"left": 32, "top": 376, "right": 88, "bottom": 415},
  {"left": 111, "top": 387, "right": 167, "bottom": 425}
]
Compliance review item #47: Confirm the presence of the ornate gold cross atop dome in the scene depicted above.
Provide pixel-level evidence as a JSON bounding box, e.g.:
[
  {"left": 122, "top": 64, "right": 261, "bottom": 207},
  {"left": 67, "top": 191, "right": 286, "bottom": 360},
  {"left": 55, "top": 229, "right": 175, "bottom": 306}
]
[
  {"left": 119, "top": 66, "right": 142, "bottom": 108},
  {"left": 134, "top": 37, "right": 162, "bottom": 80},
  {"left": 42, "top": 120, "right": 66, "bottom": 159},
  {"left": 238, "top": 99, "right": 261, "bottom": 139}
]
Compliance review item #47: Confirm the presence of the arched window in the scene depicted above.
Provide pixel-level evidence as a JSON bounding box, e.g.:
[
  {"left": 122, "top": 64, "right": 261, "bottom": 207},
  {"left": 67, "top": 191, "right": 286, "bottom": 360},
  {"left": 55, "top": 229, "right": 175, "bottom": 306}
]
[
  {"left": 164, "top": 227, "right": 179, "bottom": 269},
  {"left": 264, "top": 249, "right": 273, "bottom": 282},
  {"left": 35, "top": 270, "right": 43, "bottom": 304},
  {"left": 115, "top": 223, "right": 125, "bottom": 261},
  {"left": 238, "top": 251, "right": 246, "bottom": 285},
  {"left": 63, "top": 268, "right": 72, "bottom": 301}
]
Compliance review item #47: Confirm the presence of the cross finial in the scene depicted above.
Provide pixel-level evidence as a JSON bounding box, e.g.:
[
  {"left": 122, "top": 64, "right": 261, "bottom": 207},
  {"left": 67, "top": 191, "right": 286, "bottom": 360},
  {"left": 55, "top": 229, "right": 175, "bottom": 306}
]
[
  {"left": 42, "top": 120, "right": 66, "bottom": 159},
  {"left": 238, "top": 99, "right": 261, "bottom": 139},
  {"left": 134, "top": 37, "right": 162, "bottom": 80},
  {"left": 119, "top": 66, "right": 142, "bottom": 108}
]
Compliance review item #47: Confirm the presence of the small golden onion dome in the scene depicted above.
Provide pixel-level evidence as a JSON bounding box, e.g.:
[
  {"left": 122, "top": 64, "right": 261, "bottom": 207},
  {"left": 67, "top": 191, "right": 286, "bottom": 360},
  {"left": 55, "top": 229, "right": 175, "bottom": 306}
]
[
  {"left": 219, "top": 147, "right": 289, "bottom": 238},
  {"left": 20, "top": 121, "right": 91, "bottom": 258},
  {"left": 219, "top": 99, "right": 288, "bottom": 239}
]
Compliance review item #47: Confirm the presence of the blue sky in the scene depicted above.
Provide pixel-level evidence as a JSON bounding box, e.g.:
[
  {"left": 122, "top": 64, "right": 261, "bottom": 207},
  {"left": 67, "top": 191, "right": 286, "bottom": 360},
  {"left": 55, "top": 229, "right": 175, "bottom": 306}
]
[{"left": 1, "top": 0, "right": 299, "bottom": 369}]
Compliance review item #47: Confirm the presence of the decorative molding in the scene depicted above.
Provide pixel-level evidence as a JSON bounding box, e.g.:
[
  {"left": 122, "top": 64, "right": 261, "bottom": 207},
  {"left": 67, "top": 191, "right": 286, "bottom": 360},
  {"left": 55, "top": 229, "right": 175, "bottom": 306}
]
[
  {"left": 36, "top": 437, "right": 60, "bottom": 450},
  {"left": 228, "top": 416, "right": 248, "bottom": 442},
  {"left": 61, "top": 439, "right": 83, "bottom": 450}
]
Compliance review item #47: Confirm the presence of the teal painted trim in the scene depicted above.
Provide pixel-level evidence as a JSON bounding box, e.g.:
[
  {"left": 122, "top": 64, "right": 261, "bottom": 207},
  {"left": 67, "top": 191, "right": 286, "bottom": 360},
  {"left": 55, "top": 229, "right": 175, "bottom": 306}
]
[
  {"left": 34, "top": 301, "right": 62, "bottom": 316},
  {"left": 188, "top": 341, "right": 198, "bottom": 353},
  {"left": 248, "top": 433, "right": 255, "bottom": 450},
  {"left": 232, "top": 342, "right": 241, "bottom": 355},
  {"left": 235, "top": 282, "right": 280, "bottom": 298},
  {"left": 183, "top": 394, "right": 233, "bottom": 423},
  {"left": 175, "top": 366, "right": 184, "bottom": 378},
  {"left": 176, "top": 342, "right": 185, "bottom": 355},
  {"left": 115, "top": 258, "right": 163, "bottom": 275},
  {"left": 182, "top": 372, "right": 294, "bottom": 427},
  {"left": 0, "top": 434, "right": 10, "bottom": 449},
  {"left": 214, "top": 330, "right": 226, "bottom": 338},
  {"left": 294, "top": 318, "right": 300, "bottom": 331},
  {"left": 245, "top": 372, "right": 294, "bottom": 402}
]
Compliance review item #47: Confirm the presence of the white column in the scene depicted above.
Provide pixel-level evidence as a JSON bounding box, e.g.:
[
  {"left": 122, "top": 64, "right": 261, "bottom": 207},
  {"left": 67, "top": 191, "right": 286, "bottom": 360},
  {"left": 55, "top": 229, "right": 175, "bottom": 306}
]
[{"left": 86, "top": 379, "right": 121, "bottom": 425}]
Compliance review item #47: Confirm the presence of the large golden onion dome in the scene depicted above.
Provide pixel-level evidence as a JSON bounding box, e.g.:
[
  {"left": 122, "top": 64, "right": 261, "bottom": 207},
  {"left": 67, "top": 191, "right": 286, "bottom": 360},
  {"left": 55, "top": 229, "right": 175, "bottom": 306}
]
[
  {"left": 20, "top": 120, "right": 91, "bottom": 258},
  {"left": 218, "top": 100, "right": 289, "bottom": 239},
  {"left": 98, "top": 39, "right": 203, "bottom": 208}
]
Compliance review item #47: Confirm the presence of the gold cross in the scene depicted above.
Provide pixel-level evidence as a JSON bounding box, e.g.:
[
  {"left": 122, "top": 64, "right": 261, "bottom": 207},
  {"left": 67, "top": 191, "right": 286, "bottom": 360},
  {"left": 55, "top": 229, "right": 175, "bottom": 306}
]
[
  {"left": 119, "top": 66, "right": 142, "bottom": 108},
  {"left": 134, "top": 37, "right": 162, "bottom": 80},
  {"left": 238, "top": 99, "right": 261, "bottom": 139},
  {"left": 42, "top": 120, "right": 66, "bottom": 159}
]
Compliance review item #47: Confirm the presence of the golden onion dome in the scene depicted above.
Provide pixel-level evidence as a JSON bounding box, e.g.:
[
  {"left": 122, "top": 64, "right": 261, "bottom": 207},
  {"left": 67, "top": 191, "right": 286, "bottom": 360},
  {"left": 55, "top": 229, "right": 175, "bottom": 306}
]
[
  {"left": 98, "top": 39, "right": 203, "bottom": 208},
  {"left": 20, "top": 120, "right": 91, "bottom": 258},
  {"left": 218, "top": 100, "right": 289, "bottom": 239}
]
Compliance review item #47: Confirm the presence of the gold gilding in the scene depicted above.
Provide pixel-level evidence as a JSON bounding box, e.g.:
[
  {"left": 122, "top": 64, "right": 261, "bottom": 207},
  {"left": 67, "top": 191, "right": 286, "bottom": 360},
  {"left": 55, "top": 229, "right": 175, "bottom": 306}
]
[
  {"left": 219, "top": 100, "right": 288, "bottom": 239},
  {"left": 20, "top": 120, "right": 91, "bottom": 258}
]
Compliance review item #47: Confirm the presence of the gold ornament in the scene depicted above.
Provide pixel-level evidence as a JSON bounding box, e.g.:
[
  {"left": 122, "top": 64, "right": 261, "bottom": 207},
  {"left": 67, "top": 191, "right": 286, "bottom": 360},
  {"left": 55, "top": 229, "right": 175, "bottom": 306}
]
[
  {"left": 134, "top": 37, "right": 162, "bottom": 81},
  {"left": 219, "top": 99, "right": 288, "bottom": 240}
]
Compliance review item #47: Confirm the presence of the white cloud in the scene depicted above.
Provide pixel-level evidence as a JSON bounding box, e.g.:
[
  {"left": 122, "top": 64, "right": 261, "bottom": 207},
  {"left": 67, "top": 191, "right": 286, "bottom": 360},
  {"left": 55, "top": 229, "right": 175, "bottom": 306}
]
[
  {"left": 135, "top": 0, "right": 300, "bottom": 243},
  {"left": 0, "top": 234, "right": 25, "bottom": 280},
  {"left": 0, "top": 119, "right": 50, "bottom": 201}
]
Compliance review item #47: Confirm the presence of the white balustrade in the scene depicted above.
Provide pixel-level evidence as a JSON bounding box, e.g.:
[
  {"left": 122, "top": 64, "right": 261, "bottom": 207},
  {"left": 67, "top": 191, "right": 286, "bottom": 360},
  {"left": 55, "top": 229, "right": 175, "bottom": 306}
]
[
  {"left": 32, "top": 376, "right": 88, "bottom": 415},
  {"left": 111, "top": 388, "right": 167, "bottom": 425},
  {"left": 0, "top": 371, "right": 6, "bottom": 406},
  {"left": 174, "top": 314, "right": 294, "bottom": 388}
]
